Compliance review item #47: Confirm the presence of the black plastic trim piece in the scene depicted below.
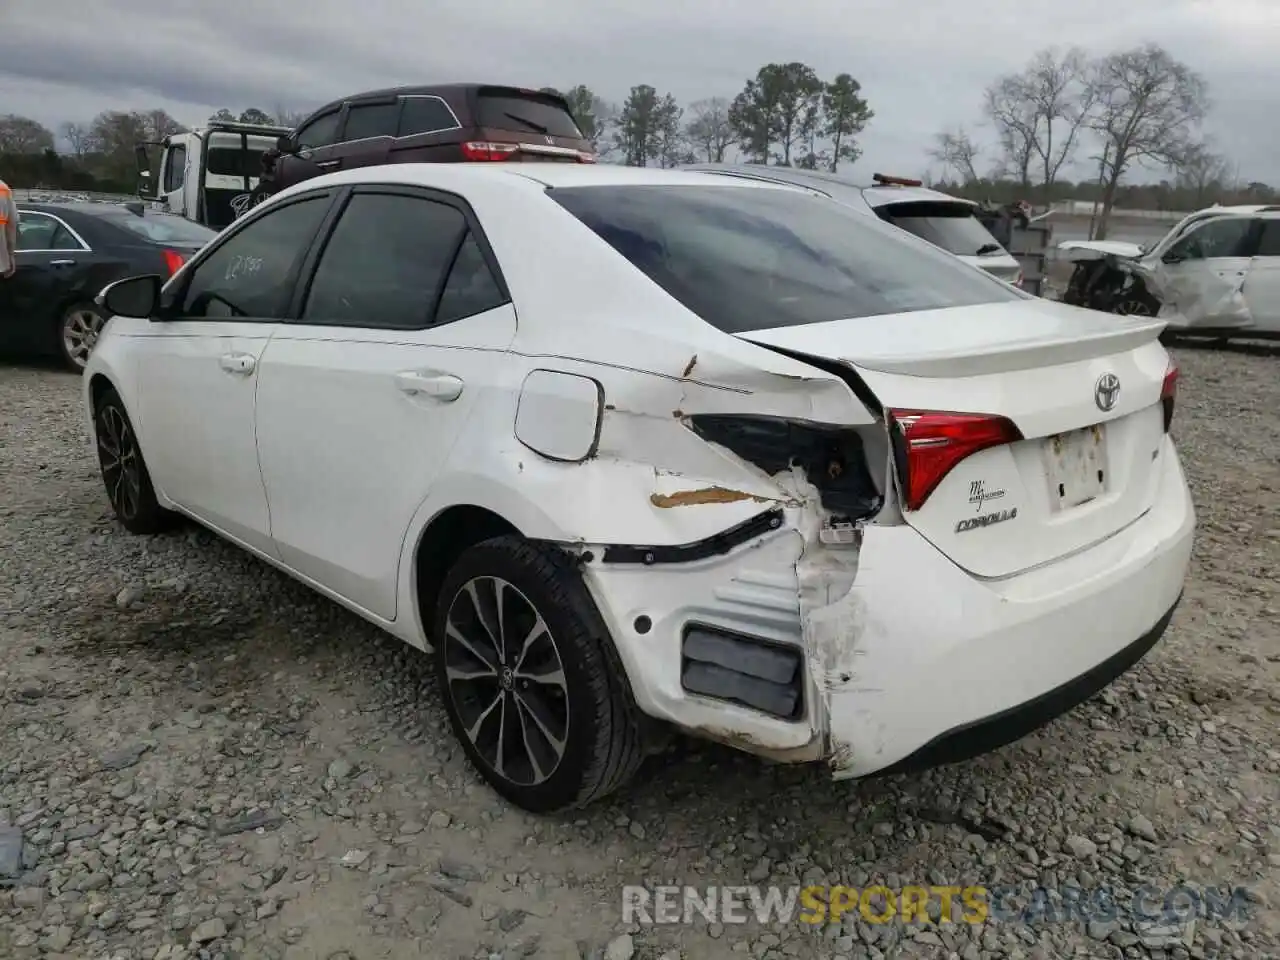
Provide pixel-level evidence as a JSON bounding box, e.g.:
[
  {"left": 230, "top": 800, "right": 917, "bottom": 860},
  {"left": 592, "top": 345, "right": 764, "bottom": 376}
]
[{"left": 600, "top": 508, "right": 784, "bottom": 565}]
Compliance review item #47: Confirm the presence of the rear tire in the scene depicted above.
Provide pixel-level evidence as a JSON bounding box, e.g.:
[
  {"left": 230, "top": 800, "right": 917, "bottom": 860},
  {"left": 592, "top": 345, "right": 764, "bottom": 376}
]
[
  {"left": 58, "top": 302, "right": 108, "bottom": 373},
  {"left": 432, "top": 536, "right": 645, "bottom": 813},
  {"left": 94, "top": 387, "right": 176, "bottom": 535}
]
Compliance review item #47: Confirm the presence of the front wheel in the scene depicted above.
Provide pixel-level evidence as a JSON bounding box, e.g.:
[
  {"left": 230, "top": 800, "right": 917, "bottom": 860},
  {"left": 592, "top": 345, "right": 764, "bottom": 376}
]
[
  {"left": 94, "top": 387, "right": 176, "bottom": 535},
  {"left": 432, "top": 536, "right": 646, "bottom": 812},
  {"left": 59, "top": 302, "right": 108, "bottom": 372}
]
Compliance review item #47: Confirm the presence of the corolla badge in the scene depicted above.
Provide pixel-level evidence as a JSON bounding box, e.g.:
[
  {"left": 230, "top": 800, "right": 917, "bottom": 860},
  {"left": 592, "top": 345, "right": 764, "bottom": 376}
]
[{"left": 1094, "top": 373, "right": 1121, "bottom": 412}]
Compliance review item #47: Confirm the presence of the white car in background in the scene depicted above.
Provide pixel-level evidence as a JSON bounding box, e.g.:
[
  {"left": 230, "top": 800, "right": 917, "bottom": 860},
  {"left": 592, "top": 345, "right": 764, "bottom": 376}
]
[
  {"left": 84, "top": 164, "right": 1192, "bottom": 813},
  {"left": 683, "top": 163, "right": 1026, "bottom": 287},
  {"left": 1060, "top": 204, "right": 1280, "bottom": 338}
]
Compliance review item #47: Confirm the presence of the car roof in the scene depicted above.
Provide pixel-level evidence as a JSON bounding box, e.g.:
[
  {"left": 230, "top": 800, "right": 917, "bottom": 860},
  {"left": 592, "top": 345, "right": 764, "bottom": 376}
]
[
  {"left": 277, "top": 162, "right": 810, "bottom": 201},
  {"left": 682, "top": 163, "right": 979, "bottom": 210},
  {"left": 311, "top": 82, "right": 573, "bottom": 114}
]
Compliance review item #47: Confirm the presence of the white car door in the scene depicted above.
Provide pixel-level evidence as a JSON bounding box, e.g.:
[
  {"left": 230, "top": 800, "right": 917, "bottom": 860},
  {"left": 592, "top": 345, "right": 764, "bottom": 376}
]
[
  {"left": 1243, "top": 215, "right": 1280, "bottom": 332},
  {"left": 133, "top": 189, "right": 338, "bottom": 553},
  {"left": 253, "top": 185, "right": 517, "bottom": 620},
  {"left": 1148, "top": 215, "right": 1255, "bottom": 329}
]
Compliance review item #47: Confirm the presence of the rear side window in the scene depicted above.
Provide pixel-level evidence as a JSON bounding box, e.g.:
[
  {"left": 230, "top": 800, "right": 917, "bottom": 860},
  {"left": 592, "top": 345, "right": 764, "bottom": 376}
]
[
  {"left": 301, "top": 192, "right": 471, "bottom": 329},
  {"left": 399, "top": 97, "right": 458, "bottom": 136},
  {"left": 876, "top": 202, "right": 1006, "bottom": 257},
  {"left": 435, "top": 234, "right": 507, "bottom": 324},
  {"left": 16, "top": 214, "right": 82, "bottom": 251},
  {"left": 179, "top": 195, "right": 330, "bottom": 319},
  {"left": 475, "top": 90, "right": 583, "bottom": 139},
  {"left": 551, "top": 185, "right": 1020, "bottom": 333},
  {"left": 343, "top": 103, "right": 399, "bottom": 142}
]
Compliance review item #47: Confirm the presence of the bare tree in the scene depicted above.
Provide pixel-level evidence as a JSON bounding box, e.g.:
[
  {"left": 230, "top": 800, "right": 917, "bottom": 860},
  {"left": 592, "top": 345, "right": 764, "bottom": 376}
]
[
  {"left": 1086, "top": 44, "right": 1209, "bottom": 239},
  {"left": 984, "top": 75, "right": 1040, "bottom": 189},
  {"left": 0, "top": 114, "right": 55, "bottom": 154},
  {"left": 1170, "top": 139, "right": 1231, "bottom": 209},
  {"left": 1019, "top": 47, "right": 1095, "bottom": 200},
  {"left": 59, "top": 121, "right": 92, "bottom": 158},
  {"left": 684, "top": 97, "right": 733, "bottom": 162},
  {"left": 272, "top": 104, "right": 312, "bottom": 128},
  {"left": 929, "top": 128, "right": 982, "bottom": 184}
]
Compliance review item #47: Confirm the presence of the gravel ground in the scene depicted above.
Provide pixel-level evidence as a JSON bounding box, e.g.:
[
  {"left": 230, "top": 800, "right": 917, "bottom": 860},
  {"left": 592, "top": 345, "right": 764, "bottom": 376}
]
[{"left": 1, "top": 343, "right": 1277, "bottom": 960}]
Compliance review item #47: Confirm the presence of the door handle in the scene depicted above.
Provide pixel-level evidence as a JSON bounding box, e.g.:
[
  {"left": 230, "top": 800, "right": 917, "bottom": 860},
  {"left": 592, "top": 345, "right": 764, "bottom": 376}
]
[
  {"left": 395, "top": 371, "right": 463, "bottom": 401},
  {"left": 219, "top": 353, "right": 256, "bottom": 376},
  {"left": 316, "top": 160, "right": 340, "bottom": 169},
  {"left": 50, "top": 259, "right": 76, "bottom": 266}
]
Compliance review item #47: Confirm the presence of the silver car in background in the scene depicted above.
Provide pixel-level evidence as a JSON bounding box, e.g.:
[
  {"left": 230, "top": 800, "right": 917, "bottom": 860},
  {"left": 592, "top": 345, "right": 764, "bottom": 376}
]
[{"left": 683, "top": 163, "right": 1025, "bottom": 287}]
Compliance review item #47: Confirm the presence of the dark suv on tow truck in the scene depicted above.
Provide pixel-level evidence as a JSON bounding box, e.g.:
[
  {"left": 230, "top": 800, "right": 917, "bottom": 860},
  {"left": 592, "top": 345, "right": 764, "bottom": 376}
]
[{"left": 258, "top": 83, "right": 596, "bottom": 196}]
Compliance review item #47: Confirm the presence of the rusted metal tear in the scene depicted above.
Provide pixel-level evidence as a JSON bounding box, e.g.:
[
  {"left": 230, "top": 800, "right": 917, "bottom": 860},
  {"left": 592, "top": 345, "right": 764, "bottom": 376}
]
[{"left": 649, "top": 486, "right": 784, "bottom": 508}]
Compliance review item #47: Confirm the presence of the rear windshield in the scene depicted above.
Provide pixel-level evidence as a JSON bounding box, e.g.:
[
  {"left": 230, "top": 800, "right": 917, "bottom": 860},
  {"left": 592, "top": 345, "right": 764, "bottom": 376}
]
[
  {"left": 551, "top": 185, "right": 1020, "bottom": 332},
  {"left": 101, "top": 211, "right": 217, "bottom": 245},
  {"left": 876, "top": 201, "right": 1005, "bottom": 257},
  {"left": 206, "top": 147, "right": 268, "bottom": 178},
  {"left": 475, "top": 91, "right": 583, "bottom": 139}
]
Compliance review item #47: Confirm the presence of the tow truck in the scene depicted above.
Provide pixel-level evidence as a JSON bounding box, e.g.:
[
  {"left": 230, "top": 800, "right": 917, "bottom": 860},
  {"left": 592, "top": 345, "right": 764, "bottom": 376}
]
[{"left": 135, "top": 120, "right": 293, "bottom": 230}]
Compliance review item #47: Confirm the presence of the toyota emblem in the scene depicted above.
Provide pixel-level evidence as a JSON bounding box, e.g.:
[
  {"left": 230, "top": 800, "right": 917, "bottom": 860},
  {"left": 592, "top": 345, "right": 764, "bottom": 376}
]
[{"left": 1094, "top": 373, "right": 1120, "bottom": 412}]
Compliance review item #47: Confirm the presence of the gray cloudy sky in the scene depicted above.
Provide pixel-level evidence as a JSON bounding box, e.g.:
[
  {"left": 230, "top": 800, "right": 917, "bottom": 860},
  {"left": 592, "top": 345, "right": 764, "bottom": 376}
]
[{"left": 1, "top": 0, "right": 1277, "bottom": 182}]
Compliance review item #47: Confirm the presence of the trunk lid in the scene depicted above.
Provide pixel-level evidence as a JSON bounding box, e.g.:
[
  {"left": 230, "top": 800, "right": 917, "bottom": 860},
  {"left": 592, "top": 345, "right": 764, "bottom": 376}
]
[{"left": 741, "top": 299, "right": 1173, "bottom": 579}]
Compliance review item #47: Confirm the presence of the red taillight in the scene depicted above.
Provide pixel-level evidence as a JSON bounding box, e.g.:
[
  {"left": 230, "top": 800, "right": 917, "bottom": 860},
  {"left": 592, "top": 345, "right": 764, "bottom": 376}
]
[
  {"left": 162, "top": 249, "right": 186, "bottom": 276},
  {"left": 461, "top": 141, "right": 522, "bottom": 162},
  {"left": 1160, "top": 362, "right": 1178, "bottom": 432},
  {"left": 888, "top": 410, "right": 1023, "bottom": 512}
]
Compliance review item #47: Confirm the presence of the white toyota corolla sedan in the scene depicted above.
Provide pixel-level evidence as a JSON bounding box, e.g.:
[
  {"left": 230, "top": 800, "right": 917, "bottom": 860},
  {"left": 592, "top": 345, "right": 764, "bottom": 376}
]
[{"left": 83, "top": 163, "right": 1194, "bottom": 813}]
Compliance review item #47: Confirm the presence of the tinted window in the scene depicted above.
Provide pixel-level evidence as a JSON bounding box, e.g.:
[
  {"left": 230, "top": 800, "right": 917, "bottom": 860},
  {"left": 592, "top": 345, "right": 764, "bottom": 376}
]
[
  {"left": 435, "top": 233, "right": 507, "bottom": 324},
  {"left": 877, "top": 202, "right": 1005, "bottom": 257},
  {"left": 476, "top": 91, "right": 583, "bottom": 139},
  {"left": 206, "top": 147, "right": 267, "bottom": 177},
  {"left": 343, "top": 103, "right": 400, "bottom": 142},
  {"left": 399, "top": 97, "right": 457, "bottom": 136},
  {"left": 179, "top": 195, "right": 330, "bottom": 319},
  {"left": 1255, "top": 220, "right": 1280, "bottom": 257},
  {"left": 16, "top": 214, "right": 82, "bottom": 251},
  {"left": 301, "top": 193, "right": 467, "bottom": 329},
  {"left": 551, "top": 185, "right": 1020, "bottom": 332},
  {"left": 297, "top": 112, "right": 340, "bottom": 148},
  {"left": 100, "top": 211, "right": 217, "bottom": 245},
  {"left": 163, "top": 145, "right": 186, "bottom": 192},
  {"left": 1168, "top": 217, "right": 1252, "bottom": 261}
]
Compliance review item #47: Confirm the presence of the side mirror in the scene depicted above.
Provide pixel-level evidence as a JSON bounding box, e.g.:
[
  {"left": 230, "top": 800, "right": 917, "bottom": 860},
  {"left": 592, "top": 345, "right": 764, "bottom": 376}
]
[
  {"left": 275, "top": 134, "right": 298, "bottom": 154},
  {"left": 97, "top": 275, "right": 164, "bottom": 320},
  {"left": 1161, "top": 251, "right": 1184, "bottom": 265}
]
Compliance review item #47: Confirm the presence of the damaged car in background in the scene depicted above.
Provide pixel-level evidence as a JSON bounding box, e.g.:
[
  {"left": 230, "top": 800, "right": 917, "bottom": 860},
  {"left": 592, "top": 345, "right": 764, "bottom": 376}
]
[
  {"left": 83, "top": 164, "right": 1194, "bottom": 813},
  {"left": 1060, "top": 204, "right": 1280, "bottom": 340}
]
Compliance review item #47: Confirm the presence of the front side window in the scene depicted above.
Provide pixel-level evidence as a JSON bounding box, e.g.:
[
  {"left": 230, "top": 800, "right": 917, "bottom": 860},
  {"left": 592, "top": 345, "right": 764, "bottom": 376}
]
[
  {"left": 297, "top": 112, "right": 340, "bottom": 149},
  {"left": 177, "top": 195, "right": 330, "bottom": 319},
  {"left": 301, "top": 192, "right": 469, "bottom": 329},
  {"left": 551, "top": 185, "right": 1022, "bottom": 333},
  {"left": 1167, "top": 217, "right": 1252, "bottom": 261}
]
